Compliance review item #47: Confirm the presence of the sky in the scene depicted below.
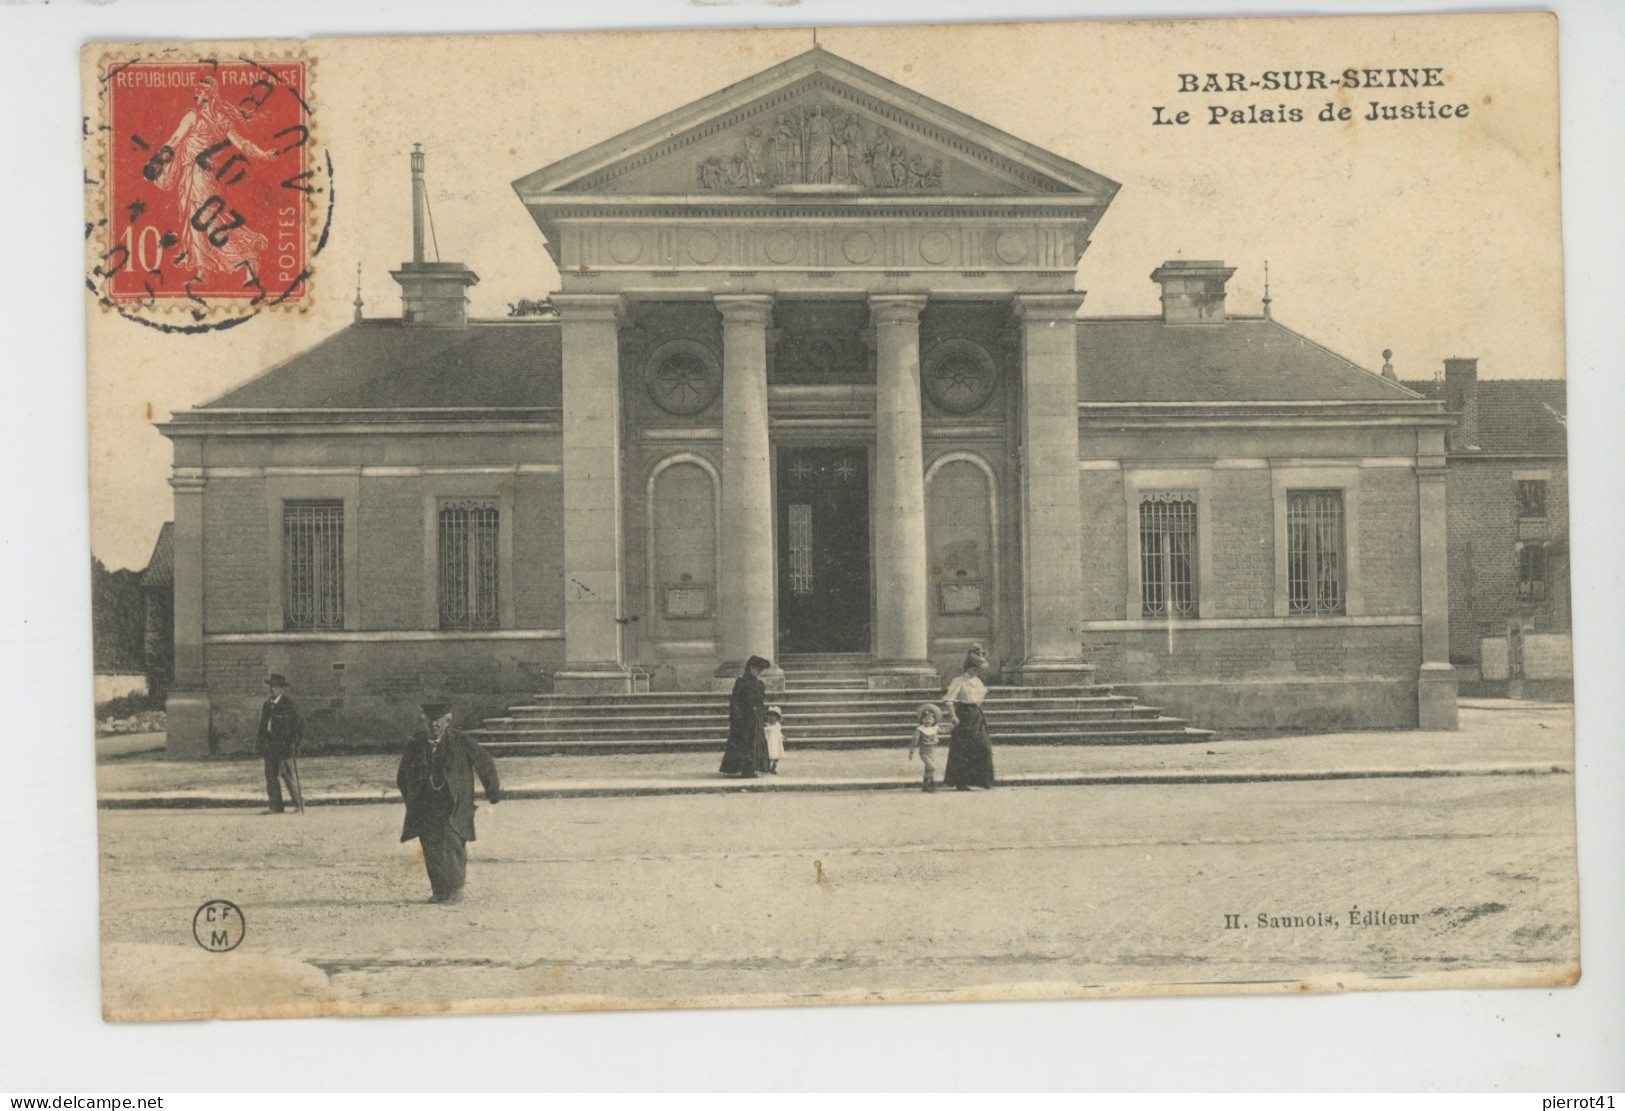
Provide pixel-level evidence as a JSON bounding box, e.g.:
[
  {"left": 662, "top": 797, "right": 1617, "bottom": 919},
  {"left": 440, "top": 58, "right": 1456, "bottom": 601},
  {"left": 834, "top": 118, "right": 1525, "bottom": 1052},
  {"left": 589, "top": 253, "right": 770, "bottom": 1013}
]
[{"left": 83, "top": 13, "right": 1564, "bottom": 568}]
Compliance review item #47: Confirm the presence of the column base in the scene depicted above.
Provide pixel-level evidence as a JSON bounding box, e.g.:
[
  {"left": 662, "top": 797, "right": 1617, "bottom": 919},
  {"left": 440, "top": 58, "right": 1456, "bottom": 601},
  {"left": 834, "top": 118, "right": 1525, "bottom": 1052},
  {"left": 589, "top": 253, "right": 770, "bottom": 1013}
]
[
  {"left": 867, "top": 660, "right": 940, "bottom": 691},
  {"left": 1417, "top": 663, "right": 1460, "bottom": 730},
  {"left": 1010, "top": 657, "right": 1097, "bottom": 687},
  {"left": 553, "top": 665, "right": 636, "bottom": 695},
  {"left": 164, "top": 689, "right": 212, "bottom": 760}
]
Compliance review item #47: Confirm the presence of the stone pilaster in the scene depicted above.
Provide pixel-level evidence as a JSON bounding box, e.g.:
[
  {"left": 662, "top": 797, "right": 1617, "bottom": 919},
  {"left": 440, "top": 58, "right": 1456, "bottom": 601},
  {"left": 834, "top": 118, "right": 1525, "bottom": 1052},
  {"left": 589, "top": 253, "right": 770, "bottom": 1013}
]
[
  {"left": 868, "top": 295, "right": 937, "bottom": 688},
  {"left": 165, "top": 469, "right": 211, "bottom": 758},
  {"left": 553, "top": 293, "right": 633, "bottom": 694},
  {"left": 1013, "top": 293, "right": 1092, "bottom": 686},
  {"left": 1416, "top": 459, "right": 1459, "bottom": 729},
  {"left": 714, "top": 295, "right": 782, "bottom": 687}
]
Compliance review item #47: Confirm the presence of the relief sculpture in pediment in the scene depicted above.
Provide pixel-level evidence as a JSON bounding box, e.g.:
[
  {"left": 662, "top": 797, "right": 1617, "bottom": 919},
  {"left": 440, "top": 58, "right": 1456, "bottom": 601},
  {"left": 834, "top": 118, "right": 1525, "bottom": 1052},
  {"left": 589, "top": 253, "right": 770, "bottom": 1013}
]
[{"left": 696, "top": 105, "right": 945, "bottom": 192}]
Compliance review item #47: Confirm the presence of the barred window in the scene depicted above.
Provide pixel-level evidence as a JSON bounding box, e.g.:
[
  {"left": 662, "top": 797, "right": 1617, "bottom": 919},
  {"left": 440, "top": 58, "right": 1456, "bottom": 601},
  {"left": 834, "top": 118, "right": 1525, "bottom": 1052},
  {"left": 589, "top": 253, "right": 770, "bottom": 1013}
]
[
  {"left": 439, "top": 499, "right": 500, "bottom": 630},
  {"left": 1517, "top": 543, "right": 1547, "bottom": 601},
  {"left": 788, "top": 503, "right": 813, "bottom": 596},
  {"left": 1287, "top": 490, "right": 1345, "bottom": 615},
  {"left": 1516, "top": 479, "right": 1548, "bottom": 520},
  {"left": 283, "top": 500, "right": 344, "bottom": 630},
  {"left": 1139, "top": 494, "right": 1197, "bottom": 618}
]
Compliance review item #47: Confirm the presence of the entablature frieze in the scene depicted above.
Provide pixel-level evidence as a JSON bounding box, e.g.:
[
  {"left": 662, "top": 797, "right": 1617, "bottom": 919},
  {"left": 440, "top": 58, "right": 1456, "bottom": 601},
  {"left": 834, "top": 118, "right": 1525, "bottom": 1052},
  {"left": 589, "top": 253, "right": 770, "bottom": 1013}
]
[{"left": 548, "top": 214, "right": 1096, "bottom": 279}]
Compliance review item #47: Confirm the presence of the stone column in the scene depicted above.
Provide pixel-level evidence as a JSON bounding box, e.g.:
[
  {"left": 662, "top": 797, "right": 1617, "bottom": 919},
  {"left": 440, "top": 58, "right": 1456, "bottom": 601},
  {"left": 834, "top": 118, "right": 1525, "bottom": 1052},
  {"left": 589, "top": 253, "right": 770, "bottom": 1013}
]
[
  {"left": 868, "top": 295, "right": 936, "bottom": 688},
  {"left": 1013, "top": 293, "right": 1092, "bottom": 685},
  {"left": 165, "top": 467, "right": 211, "bottom": 758},
  {"left": 714, "top": 295, "right": 781, "bottom": 686},
  {"left": 553, "top": 293, "right": 632, "bottom": 693},
  {"left": 1416, "top": 457, "right": 1459, "bottom": 729}
]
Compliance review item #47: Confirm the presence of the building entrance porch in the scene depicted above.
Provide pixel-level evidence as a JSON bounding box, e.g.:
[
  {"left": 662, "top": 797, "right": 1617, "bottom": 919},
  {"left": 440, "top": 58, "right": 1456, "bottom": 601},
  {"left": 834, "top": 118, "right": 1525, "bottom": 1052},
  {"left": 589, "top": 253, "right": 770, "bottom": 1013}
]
[{"left": 776, "top": 446, "right": 871, "bottom": 655}]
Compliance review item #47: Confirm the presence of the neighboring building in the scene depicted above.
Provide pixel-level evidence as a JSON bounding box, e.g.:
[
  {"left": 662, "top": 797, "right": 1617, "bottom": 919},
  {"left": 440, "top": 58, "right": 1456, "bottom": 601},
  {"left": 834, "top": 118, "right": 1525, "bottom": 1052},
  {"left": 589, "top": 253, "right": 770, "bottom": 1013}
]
[
  {"left": 158, "top": 48, "right": 1458, "bottom": 756},
  {"left": 1403, "top": 361, "right": 1570, "bottom": 697}
]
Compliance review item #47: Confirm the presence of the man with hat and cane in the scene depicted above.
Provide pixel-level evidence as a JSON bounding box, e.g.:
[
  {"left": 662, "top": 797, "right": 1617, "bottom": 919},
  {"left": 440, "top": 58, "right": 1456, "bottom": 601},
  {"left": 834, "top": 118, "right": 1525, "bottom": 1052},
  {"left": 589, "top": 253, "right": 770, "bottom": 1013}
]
[
  {"left": 255, "top": 674, "right": 304, "bottom": 814},
  {"left": 397, "top": 699, "right": 503, "bottom": 904}
]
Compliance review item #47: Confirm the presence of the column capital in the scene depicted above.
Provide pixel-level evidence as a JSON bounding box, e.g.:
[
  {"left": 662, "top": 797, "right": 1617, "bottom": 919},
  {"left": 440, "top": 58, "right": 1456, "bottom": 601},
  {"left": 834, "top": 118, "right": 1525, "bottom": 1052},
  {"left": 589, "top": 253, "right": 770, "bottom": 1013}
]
[
  {"left": 869, "top": 293, "right": 928, "bottom": 327},
  {"left": 551, "top": 292, "right": 626, "bottom": 323},
  {"left": 1013, "top": 292, "right": 1086, "bottom": 322},
  {"left": 1415, "top": 464, "right": 1450, "bottom": 481},
  {"left": 714, "top": 294, "right": 774, "bottom": 326}
]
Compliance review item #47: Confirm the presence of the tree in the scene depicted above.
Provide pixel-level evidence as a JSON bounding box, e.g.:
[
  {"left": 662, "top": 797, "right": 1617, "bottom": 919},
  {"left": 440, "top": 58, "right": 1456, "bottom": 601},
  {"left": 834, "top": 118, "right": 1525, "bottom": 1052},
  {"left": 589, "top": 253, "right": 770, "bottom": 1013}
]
[{"left": 91, "top": 555, "right": 146, "bottom": 673}]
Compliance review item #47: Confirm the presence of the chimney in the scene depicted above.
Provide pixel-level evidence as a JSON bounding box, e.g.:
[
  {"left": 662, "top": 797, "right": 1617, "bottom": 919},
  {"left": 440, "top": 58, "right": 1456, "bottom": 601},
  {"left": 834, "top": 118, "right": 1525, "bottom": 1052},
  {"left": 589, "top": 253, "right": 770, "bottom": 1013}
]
[
  {"left": 1150, "top": 260, "right": 1236, "bottom": 324},
  {"left": 1443, "top": 357, "right": 1480, "bottom": 450},
  {"left": 391, "top": 145, "right": 478, "bottom": 326}
]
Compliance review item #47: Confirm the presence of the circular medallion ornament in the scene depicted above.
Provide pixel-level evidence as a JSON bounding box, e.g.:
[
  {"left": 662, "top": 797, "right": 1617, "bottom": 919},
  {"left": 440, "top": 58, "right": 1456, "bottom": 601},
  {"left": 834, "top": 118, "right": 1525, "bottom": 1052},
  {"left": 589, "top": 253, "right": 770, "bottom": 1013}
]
[
  {"left": 645, "top": 339, "right": 722, "bottom": 416},
  {"left": 842, "top": 230, "right": 876, "bottom": 264},
  {"left": 993, "top": 230, "right": 1028, "bottom": 265},
  {"left": 923, "top": 338, "right": 999, "bottom": 414},
  {"left": 609, "top": 230, "right": 643, "bottom": 264},
  {"left": 687, "top": 230, "right": 720, "bottom": 264},
  {"left": 764, "top": 230, "right": 800, "bottom": 264},
  {"left": 918, "top": 230, "right": 953, "bottom": 265}
]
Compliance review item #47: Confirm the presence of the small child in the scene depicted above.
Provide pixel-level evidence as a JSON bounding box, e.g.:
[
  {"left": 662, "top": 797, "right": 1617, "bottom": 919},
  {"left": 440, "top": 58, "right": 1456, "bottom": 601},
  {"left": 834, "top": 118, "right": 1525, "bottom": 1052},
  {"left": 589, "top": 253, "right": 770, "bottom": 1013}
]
[
  {"left": 908, "top": 703, "right": 942, "bottom": 792},
  {"left": 763, "top": 705, "right": 785, "bottom": 774}
]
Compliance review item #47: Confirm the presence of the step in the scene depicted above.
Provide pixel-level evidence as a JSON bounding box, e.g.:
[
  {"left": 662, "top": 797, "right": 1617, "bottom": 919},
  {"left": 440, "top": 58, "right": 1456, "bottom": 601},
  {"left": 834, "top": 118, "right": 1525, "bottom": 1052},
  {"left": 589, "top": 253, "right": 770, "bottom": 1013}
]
[
  {"left": 474, "top": 714, "right": 1183, "bottom": 740},
  {"left": 473, "top": 725, "right": 1214, "bottom": 755},
  {"left": 482, "top": 706, "right": 1169, "bottom": 733},
  {"left": 488, "top": 702, "right": 1163, "bottom": 725}
]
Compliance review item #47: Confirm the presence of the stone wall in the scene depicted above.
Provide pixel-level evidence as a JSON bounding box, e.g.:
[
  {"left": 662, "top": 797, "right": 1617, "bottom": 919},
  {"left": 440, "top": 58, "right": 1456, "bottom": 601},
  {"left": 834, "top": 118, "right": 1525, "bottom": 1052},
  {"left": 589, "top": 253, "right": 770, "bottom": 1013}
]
[
  {"left": 1074, "top": 424, "right": 1432, "bottom": 728},
  {"left": 190, "top": 429, "right": 565, "bottom": 751}
]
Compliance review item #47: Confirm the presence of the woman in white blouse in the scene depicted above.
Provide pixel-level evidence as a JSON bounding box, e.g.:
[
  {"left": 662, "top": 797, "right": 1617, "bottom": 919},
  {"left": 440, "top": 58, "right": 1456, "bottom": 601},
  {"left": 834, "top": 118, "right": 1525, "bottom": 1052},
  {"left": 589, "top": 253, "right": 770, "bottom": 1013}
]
[{"left": 942, "top": 644, "right": 996, "bottom": 790}]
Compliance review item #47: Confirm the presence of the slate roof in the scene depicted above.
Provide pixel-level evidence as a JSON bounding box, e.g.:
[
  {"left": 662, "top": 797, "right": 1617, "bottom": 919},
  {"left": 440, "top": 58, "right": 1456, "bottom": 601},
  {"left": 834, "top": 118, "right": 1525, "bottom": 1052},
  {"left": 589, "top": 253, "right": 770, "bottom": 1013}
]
[
  {"left": 1401, "top": 378, "right": 1568, "bottom": 455},
  {"left": 1076, "top": 316, "right": 1418, "bottom": 403},
  {"left": 139, "top": 522, "right": 173, "bottom": 590},
  {"left": 202, "top": 320, "right": 563, "bottom": 410},
  {"left": 191, "top": 310, "right": 1431, "bottom": 419}
]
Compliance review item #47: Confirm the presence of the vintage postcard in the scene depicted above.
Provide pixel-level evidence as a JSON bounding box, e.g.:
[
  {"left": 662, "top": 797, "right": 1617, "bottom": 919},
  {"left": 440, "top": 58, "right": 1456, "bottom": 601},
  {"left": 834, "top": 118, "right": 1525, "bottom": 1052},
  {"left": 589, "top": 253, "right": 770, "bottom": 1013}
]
[{"left": 84, "top": 14, "right": 1577, "bottom": 1022}]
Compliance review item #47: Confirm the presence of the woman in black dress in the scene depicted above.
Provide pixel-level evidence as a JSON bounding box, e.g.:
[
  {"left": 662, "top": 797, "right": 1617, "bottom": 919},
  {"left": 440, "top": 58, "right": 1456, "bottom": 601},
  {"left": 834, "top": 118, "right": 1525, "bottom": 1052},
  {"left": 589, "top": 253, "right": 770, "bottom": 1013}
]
[
  {"left": 942, "top": 645, "right": 996, "bottom": 790},
  {"left": 719, "top": 655, "right": 771, "bottom": 778}
]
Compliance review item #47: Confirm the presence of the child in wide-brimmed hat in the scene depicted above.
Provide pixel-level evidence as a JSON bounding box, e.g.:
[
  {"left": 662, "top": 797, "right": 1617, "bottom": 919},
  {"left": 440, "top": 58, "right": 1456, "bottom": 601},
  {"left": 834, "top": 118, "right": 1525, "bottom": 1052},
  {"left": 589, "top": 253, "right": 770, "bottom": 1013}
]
[
  {"left": 763, "top": 704, "right": 785, "bottom": 774},
  {"left": 909, "top": 702, "right": 944, "bottom": 792}
]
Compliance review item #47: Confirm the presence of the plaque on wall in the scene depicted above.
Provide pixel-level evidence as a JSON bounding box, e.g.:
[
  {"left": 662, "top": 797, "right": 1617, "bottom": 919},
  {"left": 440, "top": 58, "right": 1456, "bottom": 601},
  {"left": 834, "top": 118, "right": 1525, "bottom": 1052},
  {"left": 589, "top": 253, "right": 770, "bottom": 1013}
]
[
  {"left": 663, "top": 584, "right": 712, "bottom": 618},
  {"left": 939, "top": 579, "right": 984, "bottom": 615}
]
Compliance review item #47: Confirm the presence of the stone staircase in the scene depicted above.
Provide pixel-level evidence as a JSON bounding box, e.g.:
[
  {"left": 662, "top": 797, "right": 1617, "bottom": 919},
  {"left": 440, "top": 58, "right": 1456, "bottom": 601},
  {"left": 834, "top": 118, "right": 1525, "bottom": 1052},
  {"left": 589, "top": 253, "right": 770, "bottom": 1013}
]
[{"left": 468, "top": 653, "right": 1212, "bottom": 756}]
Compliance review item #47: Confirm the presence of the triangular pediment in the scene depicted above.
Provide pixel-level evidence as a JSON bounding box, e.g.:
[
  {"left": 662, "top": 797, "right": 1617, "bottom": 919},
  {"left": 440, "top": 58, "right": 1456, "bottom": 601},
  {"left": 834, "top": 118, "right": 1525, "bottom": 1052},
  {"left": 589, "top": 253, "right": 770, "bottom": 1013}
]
[{"left": 514, "top": 49, "right": 1119, "bottom": 202}]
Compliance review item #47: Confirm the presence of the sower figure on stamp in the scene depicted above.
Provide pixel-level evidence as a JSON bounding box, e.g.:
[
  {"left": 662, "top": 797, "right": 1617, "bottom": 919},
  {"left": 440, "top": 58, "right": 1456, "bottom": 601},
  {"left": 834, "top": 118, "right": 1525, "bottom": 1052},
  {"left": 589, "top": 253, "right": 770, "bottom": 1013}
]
[
  {"left": 397, "top": 700, "right": 502, "bottom": 904},
  {"left": 719, "top": 655, "right": 771, "bottom": 778},
  {"left": 255, "top": 674, "right": 303, "bottom": 814}
]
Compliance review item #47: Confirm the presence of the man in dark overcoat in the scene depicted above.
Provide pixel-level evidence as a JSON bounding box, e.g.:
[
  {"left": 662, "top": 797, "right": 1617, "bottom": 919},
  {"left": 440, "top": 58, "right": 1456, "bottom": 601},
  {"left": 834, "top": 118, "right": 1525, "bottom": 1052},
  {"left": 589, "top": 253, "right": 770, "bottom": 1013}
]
[
  {"left": 719, "top": 655, "right": 771, "bottom": 778},
  {"left": 255, "top": 674, "right": 303, "bottom": 813},
  {"left": 396, "top": 700, "right": 502, "bottom": 904}
]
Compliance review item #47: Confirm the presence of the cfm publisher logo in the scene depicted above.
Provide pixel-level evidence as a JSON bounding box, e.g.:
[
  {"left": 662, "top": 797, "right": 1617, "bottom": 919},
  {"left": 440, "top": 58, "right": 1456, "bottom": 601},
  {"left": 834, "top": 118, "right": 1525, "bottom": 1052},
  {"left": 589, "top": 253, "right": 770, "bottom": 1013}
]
[{"left": 191, "top": 899, "right": 245, "bottom": 952}]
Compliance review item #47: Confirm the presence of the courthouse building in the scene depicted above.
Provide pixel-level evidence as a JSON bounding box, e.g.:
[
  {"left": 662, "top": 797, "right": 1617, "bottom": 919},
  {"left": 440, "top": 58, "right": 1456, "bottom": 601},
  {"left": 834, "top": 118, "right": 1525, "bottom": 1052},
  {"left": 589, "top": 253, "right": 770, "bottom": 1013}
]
[{"left": 160, "top": 48, "right": 1458, "bottom": 756}]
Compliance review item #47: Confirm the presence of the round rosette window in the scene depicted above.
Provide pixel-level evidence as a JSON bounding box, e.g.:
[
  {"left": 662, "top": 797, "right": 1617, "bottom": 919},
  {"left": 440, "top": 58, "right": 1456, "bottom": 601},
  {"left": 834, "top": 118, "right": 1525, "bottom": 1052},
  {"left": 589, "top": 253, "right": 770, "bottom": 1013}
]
[
  {"left": 923, "top": 338, "right": 999, "bottom": 414},
  {"left": 645, "top": 339, "right": 722, "bottom": 416}
]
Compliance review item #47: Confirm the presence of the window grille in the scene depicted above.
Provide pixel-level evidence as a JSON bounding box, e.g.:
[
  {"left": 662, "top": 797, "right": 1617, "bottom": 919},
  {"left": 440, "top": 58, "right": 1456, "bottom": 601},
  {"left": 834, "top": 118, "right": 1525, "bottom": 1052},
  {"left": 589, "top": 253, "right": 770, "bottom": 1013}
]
[
  {"left": 438, "top": 498, "right": 500, "bottom": 629},
  {"left": 788, "top": 503, "right": 813, "bottom": 596},
  {"left": 1517, "top": 544, "right": 1547, "bottom": 601},
  {"left": 1516, "top": 479, "right": 1548, "bottom": 520},
  {"left": 283, "top": 500, "right": 344, "bottom": 630},
  {"left": 1139, "top": 494, "right": 1198, "bottom": 618},
  {"left": 1287, "top": 490, "right": 1345, "bottom": 615}
]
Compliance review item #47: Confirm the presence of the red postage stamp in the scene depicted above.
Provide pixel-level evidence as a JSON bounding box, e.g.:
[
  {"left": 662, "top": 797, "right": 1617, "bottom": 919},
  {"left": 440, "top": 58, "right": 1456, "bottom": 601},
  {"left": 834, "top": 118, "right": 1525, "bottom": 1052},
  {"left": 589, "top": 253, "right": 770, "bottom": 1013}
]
[{"left": 93, "top": 56, "right": 315, "bottom": 316}]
